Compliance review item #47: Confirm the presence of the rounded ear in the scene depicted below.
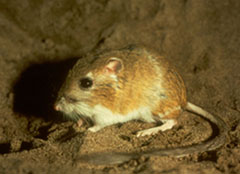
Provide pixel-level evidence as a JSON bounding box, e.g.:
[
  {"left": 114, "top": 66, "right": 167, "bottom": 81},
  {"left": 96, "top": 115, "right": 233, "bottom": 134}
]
[{"left": 104, "top": 57, "right": 123, "bottom": 75}]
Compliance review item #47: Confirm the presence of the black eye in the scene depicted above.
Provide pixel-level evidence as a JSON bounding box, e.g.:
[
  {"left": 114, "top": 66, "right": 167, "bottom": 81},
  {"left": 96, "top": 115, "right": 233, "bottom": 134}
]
[{"left": 79, "top": 78, "right": 93, "bottom": 89}]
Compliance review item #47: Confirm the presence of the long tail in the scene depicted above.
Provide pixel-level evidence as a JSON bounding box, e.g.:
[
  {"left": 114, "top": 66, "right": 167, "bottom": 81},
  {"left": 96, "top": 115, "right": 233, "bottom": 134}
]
[
  {"left": 76, "top": 102, "right": 227, "bottom": 165},
  {"left": 184, "top": 102, "right": 227, "bottom": 151}
]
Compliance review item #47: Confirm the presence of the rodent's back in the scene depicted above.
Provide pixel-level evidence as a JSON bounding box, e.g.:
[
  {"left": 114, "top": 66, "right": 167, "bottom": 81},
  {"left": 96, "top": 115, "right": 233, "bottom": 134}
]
[
  {"left": 131, "top": 47, "right": 187, "bottom": 118},
  {"left": 91, "top": 46, "right": 187, "bottom": 116}
]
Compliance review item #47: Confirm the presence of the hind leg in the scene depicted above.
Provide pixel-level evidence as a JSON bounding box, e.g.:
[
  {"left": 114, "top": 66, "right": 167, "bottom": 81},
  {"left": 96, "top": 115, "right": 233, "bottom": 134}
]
[
  {"left": 136, "top": 104, "right": 182, "bottom": 137},
  {"left": 136, "top": 119, "right": 176, "bottom": 137}
]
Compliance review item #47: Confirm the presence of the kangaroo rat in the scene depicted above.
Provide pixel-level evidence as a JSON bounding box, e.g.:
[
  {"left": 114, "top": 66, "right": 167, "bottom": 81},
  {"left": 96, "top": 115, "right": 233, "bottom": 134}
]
[{"left": 54, "top": 45, "right": 227, "bottom": 165}]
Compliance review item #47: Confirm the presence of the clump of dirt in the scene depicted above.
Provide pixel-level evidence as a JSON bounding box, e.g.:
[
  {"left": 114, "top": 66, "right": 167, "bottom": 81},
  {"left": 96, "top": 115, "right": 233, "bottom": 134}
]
[{"left": 0, "top": 0, "right": 239, "bottom": 173}]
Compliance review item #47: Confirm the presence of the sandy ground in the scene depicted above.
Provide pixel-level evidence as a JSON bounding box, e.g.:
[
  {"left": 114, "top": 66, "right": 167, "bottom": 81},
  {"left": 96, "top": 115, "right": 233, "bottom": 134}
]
[{"left": 0, "top": 0, "right": 239, "bottom": 173}]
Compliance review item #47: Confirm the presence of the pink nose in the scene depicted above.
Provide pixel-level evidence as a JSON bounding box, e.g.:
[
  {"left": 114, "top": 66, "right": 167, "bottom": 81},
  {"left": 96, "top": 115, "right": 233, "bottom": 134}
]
[{"left": 54, "top": 104, "right": 61, "bottom": 111}]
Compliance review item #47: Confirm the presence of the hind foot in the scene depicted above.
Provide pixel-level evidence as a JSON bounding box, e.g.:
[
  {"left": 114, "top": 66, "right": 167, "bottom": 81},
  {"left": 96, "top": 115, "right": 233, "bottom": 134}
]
[{"left": 136, "top": 119, "right": 176, "bottom": 137}]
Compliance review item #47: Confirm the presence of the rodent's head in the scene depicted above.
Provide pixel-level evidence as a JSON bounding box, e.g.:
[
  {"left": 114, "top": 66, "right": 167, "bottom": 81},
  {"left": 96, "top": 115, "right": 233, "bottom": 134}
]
[{"left": 54, "top": 53, "right": 124, "bottom": 119}]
